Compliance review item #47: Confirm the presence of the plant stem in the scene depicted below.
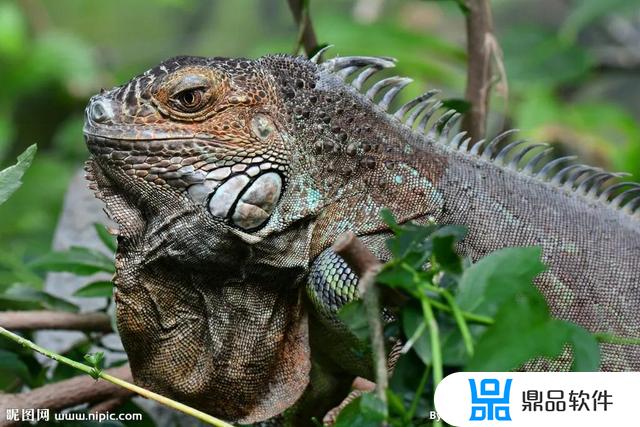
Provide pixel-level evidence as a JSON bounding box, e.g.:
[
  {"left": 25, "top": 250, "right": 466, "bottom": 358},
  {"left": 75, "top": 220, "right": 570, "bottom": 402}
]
[
  {"left": 360, "top": 267, "right": 388, "bottom": 406},
  {"left": 406, "top": 364, "right": 430, "bottom": 422},
  {"left": 420, "top": 297, "right": 442, "bottom": 427},
  {"left": 440, "top": 289, "right": 474, "bottom": 356},
  {"left": 0, "top": 326, "right": 234, "bottom": 427},
  {"left": 424, "top": 285, "right": 494, "bottom": 326},
  {"left": 595, "top": 333, "right": 640, "bottom": 346}
]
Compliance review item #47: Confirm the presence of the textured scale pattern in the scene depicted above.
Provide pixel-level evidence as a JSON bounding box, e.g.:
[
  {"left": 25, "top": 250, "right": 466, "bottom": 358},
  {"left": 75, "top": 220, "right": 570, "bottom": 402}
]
[{"left": 83, "top": 50, "right": 640, "bottom": 425}]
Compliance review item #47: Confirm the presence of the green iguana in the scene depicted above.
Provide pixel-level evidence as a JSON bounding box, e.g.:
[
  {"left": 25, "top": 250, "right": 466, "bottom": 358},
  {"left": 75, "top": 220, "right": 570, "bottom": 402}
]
[{"left": 82, "top": 51, "right": 640, "bottom": 424}]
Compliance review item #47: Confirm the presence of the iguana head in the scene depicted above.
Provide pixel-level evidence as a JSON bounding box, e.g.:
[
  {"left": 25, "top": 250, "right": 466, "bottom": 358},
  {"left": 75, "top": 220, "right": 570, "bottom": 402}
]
[
  {"left": 84, "top": 55, "right": 294, "bottom": 234},
  {"left": 83, "top": 53, "right": 444, "bottom": 422}
]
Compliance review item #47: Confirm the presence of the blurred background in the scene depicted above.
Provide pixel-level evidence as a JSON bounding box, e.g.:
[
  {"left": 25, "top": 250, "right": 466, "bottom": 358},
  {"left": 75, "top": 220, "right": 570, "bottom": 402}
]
[
  {"left": 0, "top": 0, "right": 638, "bottom": 424},
  {"left": 0, "top": 0, "right": 639, "bottom": 296}
]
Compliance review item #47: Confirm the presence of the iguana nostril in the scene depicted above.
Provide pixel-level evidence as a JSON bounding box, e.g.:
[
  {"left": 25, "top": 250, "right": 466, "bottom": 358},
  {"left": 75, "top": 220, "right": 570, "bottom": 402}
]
[{"left": 90, "top": 100, "right": 111, "bottom": 123}]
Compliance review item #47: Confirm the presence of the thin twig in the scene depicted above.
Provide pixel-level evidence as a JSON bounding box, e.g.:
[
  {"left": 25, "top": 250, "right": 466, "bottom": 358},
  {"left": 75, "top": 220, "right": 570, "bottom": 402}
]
[
  {"left": 0, "top": 311, "right": 112, "bottom": 332},
  {"left": 286, "top": 0, "right": 319, "bottom": 56},
  {"left": 0, "top": 327, "right": 234, "bottom": 427},
  {"left": 461, "top": 0, "right": 495, "bottom": 143},
  {"left": 420, "top": 297, "right": 442, "bottom": 427},
  {"left": 333, "top": 232, "right": 387, "bottom": 406}
]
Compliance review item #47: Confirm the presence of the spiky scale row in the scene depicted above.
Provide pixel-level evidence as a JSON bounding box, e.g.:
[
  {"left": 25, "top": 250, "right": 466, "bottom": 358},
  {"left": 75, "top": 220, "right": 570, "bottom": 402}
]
[{"left": 317, "top": 50, "right": 640, "bottom": 217}]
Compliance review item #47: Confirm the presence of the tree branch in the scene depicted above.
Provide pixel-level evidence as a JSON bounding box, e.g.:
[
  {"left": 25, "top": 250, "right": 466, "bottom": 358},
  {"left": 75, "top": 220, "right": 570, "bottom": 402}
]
[
  {"left": 333, "top": 232, "right": 387, "bottom": 406},
  {"left": 0, "top": 311, "right": 112, "bottom": 333},
  {"left": 461, "top": 0, "right": 495, "bottom": 143},
  {"left": 286, "top": 0, "right": 319, "bottom": 56},
  {"left": 0, "top": 366, "right": 133, "bottom": 426}
]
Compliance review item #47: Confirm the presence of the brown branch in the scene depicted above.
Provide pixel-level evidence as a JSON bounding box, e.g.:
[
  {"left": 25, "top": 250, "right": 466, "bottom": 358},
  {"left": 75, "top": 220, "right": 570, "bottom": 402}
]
[
  {"left": 333, "top": 232, "right": 387, "bottom": 406},
  {"left": 0, "top": 366, "right": 134, "bottom": 427},
  {"left": 287, "top": 0, "right": 319, "bottom": 56},
  {"left": 461, "top": 0, "right": 495, "bottom": 143},
  {"left": 0, "top": 311, "right": 113, "bottom": 333}
]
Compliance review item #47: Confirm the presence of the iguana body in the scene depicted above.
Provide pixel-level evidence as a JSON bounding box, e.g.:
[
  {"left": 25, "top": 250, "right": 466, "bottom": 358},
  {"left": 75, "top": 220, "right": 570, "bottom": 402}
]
[{"left": 83, "top": 53, "right": 640, "bottom": 424}]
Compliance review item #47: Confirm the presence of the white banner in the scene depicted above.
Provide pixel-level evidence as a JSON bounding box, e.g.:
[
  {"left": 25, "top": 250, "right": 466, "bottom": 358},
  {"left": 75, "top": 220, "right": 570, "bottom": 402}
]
[{"left": 434, "top": 372, "right": 639, "bottom": 426}]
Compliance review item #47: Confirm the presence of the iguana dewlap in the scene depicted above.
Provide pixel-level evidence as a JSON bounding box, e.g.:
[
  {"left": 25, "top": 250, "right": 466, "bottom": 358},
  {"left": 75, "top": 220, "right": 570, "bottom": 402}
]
[{"left": 83, "top": 52, "right": 640, "bottom": 423}]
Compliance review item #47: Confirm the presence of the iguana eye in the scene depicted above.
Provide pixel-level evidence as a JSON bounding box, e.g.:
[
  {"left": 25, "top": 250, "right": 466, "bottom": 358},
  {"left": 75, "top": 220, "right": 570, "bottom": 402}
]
[{"left": 172, "top": 88, "right": 206, "bottom": 113}]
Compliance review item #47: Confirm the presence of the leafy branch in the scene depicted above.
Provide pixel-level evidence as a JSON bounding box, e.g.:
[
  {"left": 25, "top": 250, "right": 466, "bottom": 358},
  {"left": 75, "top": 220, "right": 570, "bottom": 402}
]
[{"left": 333, "top": 210, "right": 609, "bottom": 425}]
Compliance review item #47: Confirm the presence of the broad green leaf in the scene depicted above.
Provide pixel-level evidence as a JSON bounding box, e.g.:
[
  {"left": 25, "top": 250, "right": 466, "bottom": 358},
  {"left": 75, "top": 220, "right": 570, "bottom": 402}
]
[
  {"left": 94, "top": 223, "right": 117, "bottom": 253},
  {"left": 456, "top": 246, "right": 545, "bottom": 316},
  {"left": 0, "top": 144, "right": 36, "bottom": 206},
  {"left": 467, "top": 291, "right": 573, "bottom": 371},
  {"left": 0, "top": 284, "right": 78, "bottom": 312},
  {"left": 73, "top": 281, "right": 113, "bottom": 298},
  {"left": 338, "top": 299, "right": 370, "bottom": 342},
  {"left": 29, "top": 246, "right": 115, "bottom": 275},
  {"left": 334, "top": 393, "right": 387, "bottom": 427}
]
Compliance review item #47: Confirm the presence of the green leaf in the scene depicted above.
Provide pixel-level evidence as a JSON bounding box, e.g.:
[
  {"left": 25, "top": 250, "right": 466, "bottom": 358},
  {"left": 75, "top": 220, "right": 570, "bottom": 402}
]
[
  {"left": 94, "top": 223, "right": 117, "bottom": 253},
  {"left": 0, "top": 144, "right": 36, "bottom": 206},
  {"left": 401, "top": 304, "right": 430, "bottom": 365},
  {"left": 466, "top": 291, "right": 565, "bottom": 371},
  {"left": 430, "top": 225, "right": 466, "bottom": 274},
  {"left": 338, "top": 299, "right": 370, "bottom": 342},
  {"left": 30, "top": 246, "right": 115, "bottom": 275},
  {"left": 380, "top": 208, "right": 401, "bottom": 233},
  {"left": 386, "top": 389, "right": 406, "bottom": 417},
  {"left": 456, "top": 246, "right": 545, "bottom": 316},
  {"left": 73, "top": 281, "right": 114, "bottom": 298},
  {"left": 84, "top": 352, "right": 105, "bottom": 380},
  {"left": 0, "top": 284, "right": 78, "bottom": 312},
  {"left": 334, "top": 393, "right": 387, "bottom": 427},
  {"left": 563, "top": 322, "right": 601, "bottom": 371},
  {"left": 0, "top": 349, "right": 31, "bottom": 383}
]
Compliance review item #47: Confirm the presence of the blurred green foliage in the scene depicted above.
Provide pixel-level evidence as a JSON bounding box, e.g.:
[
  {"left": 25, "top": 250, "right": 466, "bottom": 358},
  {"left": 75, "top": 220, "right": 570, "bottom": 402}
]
[{"left": 0, "top": 2, "right": 638, "bottom": 423}]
